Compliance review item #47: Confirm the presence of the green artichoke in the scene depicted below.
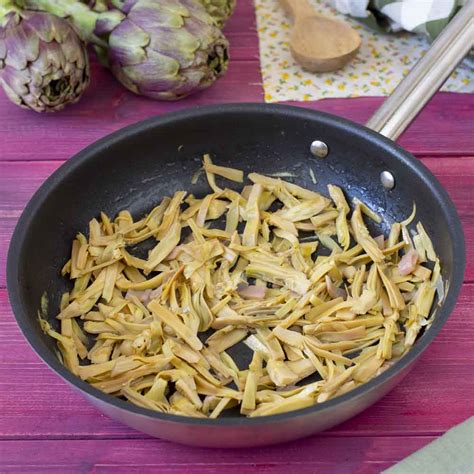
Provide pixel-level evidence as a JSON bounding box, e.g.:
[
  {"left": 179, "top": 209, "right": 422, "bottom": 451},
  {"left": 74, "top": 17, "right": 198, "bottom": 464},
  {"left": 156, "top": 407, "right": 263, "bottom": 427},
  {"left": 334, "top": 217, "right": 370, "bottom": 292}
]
[
  {"left": 199, "top": 0, "right": 235, "bottom": 28},
  {"left": 25, "top": 0, "right": 229, "bottom": 100},
  {"left": 0, "top": 2, "right": 90, "bottom": 112}
]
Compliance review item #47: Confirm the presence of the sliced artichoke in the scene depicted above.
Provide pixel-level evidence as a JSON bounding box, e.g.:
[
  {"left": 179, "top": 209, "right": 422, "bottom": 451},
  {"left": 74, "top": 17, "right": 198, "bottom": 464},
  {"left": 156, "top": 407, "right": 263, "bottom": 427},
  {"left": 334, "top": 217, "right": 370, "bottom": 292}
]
[{"left": 43, "top": 155, "right": 440, "bottom": 418}]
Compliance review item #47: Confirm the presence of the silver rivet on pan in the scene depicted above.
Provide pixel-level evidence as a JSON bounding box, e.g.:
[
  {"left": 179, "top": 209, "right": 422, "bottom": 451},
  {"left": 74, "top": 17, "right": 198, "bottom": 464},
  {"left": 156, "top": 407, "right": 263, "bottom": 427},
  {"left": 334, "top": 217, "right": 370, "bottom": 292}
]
[
  {"left": 310, "top": 140, "right": 328, "bottom": 158},
  {"left": 380, "top": 171, "right": 395, "bottom": 190}
]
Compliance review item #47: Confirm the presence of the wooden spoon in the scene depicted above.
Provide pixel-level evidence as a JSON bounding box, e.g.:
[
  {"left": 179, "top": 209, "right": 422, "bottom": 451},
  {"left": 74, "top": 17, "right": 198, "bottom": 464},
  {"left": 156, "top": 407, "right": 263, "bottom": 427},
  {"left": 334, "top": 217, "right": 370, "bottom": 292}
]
[{"left": 279, "top": 0, "right": 361, "bottom": 72}]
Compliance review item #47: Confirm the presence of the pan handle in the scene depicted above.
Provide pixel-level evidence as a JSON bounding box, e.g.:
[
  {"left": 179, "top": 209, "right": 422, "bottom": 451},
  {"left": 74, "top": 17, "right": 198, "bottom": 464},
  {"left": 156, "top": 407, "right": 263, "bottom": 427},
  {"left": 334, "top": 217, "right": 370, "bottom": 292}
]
[{"left": 365, "top": 0, "right": 474, "bottom": 141}]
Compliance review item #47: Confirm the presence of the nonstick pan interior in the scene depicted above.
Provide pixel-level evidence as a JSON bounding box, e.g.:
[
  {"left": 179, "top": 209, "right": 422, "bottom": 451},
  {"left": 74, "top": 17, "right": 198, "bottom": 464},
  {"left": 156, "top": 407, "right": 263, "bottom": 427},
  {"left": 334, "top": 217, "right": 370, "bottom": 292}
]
[{"left": 7, "top": 104, "right": 465, "bottom": 445}]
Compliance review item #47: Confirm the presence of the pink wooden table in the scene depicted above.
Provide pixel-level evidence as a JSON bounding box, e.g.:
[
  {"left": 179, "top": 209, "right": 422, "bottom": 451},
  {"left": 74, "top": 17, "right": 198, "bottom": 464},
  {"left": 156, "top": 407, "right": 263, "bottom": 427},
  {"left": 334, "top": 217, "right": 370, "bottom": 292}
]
[{"left": 1, "top": 2, "right": 473, "bottom": 472}]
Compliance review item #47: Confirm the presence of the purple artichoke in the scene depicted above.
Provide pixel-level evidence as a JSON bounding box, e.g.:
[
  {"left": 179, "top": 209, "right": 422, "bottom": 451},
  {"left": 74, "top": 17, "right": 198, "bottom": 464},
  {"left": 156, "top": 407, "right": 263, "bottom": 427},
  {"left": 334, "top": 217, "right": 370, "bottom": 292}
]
[
  {"left": 107, "top": 0, "right": 229, "bottom": 100},
  {"left": 24, "top": 0, "right": 229, "bottom": 101},
  {"left": 0, "top": 8, "right": 90, "bottom": 112}
]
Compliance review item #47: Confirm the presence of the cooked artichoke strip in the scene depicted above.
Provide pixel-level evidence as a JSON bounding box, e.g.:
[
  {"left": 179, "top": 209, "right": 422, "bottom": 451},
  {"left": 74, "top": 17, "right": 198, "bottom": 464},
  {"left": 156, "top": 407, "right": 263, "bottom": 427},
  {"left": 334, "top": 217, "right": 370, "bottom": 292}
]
[
  {"left": 351, "top": 204, "right": 384, "bottom": 263},
  {"left": 328, "top": 185, "right": 350, "bottom": 250},
  {"left": 242, "top": 183, "right": 263, "bottom": 247},
  {"left": 145, "top": 221, "right": 181, "bottom": 272},
  {"left": 241, "top": 351, "right": 263, "bottom": 415},
  {"left": 202, "top": 157, "right": 244, "bottom": 183}
]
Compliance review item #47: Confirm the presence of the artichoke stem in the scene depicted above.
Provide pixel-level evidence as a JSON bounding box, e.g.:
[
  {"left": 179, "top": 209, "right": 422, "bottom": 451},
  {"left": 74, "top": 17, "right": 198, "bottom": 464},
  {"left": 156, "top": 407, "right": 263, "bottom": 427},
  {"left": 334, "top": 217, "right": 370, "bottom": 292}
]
[{"left": 19, "top": 0, "right": 106, "bottom": 46}]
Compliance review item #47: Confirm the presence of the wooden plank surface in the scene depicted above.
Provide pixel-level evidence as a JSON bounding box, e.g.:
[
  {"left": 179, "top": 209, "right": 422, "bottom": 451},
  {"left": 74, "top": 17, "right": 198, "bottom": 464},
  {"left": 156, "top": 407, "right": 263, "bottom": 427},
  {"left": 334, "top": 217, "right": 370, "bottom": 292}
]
[
  {"left": 1, "top": 0, "right": 473, "bottom": 471},
  {"left": 0, "top": 437, "right": 436, "bottom": 473},
  {"left": 1, "top": 67, "right": 473, "bottom": 161}
]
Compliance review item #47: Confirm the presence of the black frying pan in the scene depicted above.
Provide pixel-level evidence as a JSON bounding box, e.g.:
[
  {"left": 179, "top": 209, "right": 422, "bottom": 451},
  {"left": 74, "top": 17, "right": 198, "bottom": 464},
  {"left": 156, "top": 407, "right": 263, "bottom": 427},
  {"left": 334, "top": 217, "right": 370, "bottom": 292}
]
[{"left": 6, "top": 5, "right": 471, "bottom": 448}]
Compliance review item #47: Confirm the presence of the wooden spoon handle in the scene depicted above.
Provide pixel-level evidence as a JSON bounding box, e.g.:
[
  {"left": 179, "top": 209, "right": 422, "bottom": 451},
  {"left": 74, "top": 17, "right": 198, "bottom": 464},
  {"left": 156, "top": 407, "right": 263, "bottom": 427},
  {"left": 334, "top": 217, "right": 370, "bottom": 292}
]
[{"left": 279, "top": 0, "right": 316, "bottom": 19}]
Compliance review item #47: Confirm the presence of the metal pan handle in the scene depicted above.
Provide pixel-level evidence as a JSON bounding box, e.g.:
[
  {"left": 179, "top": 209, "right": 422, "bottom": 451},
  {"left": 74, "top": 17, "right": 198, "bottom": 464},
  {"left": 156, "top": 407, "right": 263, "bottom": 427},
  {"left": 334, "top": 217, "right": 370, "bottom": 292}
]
[{"left": 366, "top": 0, "right": 474, "bottom": 141}]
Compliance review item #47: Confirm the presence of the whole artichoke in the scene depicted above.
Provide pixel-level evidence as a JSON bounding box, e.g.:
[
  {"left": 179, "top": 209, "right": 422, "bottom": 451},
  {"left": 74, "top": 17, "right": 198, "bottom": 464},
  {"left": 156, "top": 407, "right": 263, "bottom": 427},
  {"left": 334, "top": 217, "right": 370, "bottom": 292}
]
[
  {"left": 107, "top": 0, "right": 229, "bottom": 99},
  {"left": 0, "top": 6, "right": 90, "bottom": 112},
  {"left": 25, "top": 0, "right": 229, "bottom": 101},
  {"left": 199, "top": 0, "right": 235, "bottom": 28}
]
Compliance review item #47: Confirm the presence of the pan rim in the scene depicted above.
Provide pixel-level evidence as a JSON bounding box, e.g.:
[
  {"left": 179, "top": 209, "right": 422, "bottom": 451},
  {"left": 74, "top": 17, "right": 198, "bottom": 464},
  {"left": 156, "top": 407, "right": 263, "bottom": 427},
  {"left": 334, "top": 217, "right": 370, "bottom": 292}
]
[{"left": 6, "top": 102, "right": 466, "bottom": 428}]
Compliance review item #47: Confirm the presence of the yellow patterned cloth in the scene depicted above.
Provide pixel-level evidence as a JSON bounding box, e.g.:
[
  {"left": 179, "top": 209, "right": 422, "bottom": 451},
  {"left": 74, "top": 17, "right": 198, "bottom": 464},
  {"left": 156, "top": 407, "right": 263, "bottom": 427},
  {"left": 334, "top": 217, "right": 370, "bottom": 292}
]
[{"left": 254, "top": 0, "right": 473, "bottom": 103}]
